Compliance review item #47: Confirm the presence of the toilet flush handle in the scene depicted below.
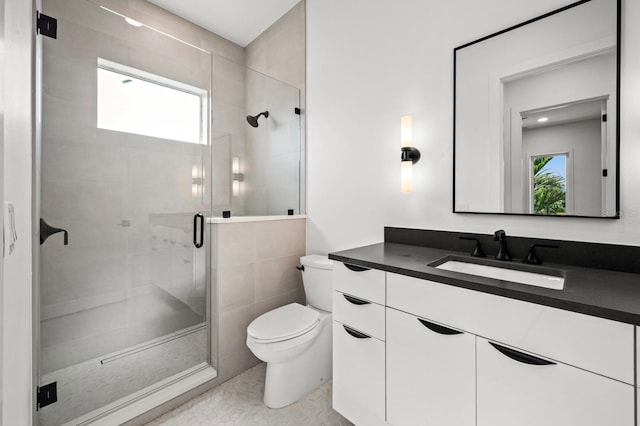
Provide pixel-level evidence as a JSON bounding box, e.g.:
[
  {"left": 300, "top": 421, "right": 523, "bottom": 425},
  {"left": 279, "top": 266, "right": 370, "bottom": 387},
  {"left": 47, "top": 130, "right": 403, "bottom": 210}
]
[{"left": 296, "top": 265, "right": 305, "bottom": 272}]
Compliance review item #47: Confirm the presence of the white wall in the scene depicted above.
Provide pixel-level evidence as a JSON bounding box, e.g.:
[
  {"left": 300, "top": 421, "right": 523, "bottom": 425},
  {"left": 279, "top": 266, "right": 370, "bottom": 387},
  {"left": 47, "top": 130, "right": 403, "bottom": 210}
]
[
  {"left": 3, "top": 0, "right": 34, "bottom": 424},
  {"left": 0, "top": 0, "right": 4, "bottom": 420},
  {"left": 306, "top": 0, "right": 640, "bottom": 254}
]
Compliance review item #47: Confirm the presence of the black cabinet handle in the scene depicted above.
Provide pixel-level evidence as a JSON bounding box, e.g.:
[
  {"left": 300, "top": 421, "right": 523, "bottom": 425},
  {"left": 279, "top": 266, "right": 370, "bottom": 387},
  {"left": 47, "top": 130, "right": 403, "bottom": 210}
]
[
  {"left": 417, "top": 318, "right": 463, "bottom": 335},
  {"left": 343, "top": 294, "right": 371, "bottom": 305},
  {"left": 193, "top": 212, "right": 204, "bottom": 248},
  {"left": 343, "top": 325, "right": 371, "bottom": 339},
  {"left": 344, "top": 263, "right": 369, "bottom": 272},
  {"left": 489, "top": 342, "right": 556, "bottom": 366}
]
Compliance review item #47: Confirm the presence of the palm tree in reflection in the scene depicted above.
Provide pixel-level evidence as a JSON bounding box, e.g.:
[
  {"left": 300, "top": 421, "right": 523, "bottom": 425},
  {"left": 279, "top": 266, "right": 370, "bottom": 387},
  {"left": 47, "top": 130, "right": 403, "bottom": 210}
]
[{"left": 533, "top": 157, "right": 566, "bottom": 215}]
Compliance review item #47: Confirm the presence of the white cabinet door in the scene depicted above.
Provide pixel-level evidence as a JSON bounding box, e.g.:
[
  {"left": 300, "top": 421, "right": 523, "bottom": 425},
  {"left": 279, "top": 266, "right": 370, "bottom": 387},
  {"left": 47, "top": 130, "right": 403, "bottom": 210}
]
[
  {"left": 333, "top": 321, "right": 386, "bottom": 426},
  {"left": 477, "top": 337, "right": 634, "bottom": 426},
  {"left": 387, "top": 308, "right": 475, "bottom": 426}
]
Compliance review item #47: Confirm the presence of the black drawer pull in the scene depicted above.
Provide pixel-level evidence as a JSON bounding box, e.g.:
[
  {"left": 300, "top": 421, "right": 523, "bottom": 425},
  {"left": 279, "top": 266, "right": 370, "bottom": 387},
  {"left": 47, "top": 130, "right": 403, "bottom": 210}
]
[
  {"left": 344, "top": 263, "right": 370, "bottom": 272},
  {"left": 343, "top": 294, "right": 371, "bottom": 305},
  {"left": 489, "top": 342, "right": 556, "bottom": 366},
  {"left": 417, "top": 318, "right": 463, "bottom": 335},
  {"left": 343, "top": 325, "right": 371, "bottom": 339}
]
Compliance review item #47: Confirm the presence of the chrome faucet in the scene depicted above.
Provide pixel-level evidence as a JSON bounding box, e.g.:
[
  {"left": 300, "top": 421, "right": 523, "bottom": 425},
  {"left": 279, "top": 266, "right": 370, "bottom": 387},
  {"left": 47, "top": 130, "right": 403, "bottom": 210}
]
[{"left": 493, "top": 229, "right": 511, "bottom": 261}]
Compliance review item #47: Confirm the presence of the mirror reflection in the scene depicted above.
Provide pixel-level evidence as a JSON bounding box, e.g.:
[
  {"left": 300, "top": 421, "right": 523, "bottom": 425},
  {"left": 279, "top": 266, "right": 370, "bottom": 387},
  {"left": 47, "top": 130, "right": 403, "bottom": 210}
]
[{"left": 454, "top": 0, "right": 619, "bottom": 217}]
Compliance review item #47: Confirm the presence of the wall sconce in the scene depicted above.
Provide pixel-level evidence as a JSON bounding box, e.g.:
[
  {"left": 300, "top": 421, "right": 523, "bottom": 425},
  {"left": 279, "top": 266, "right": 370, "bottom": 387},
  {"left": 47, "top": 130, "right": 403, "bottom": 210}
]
[
  {"left": 400, "top": 115, "right": 420, "bottom": 193},
  {"left": 192, "top": 165, "right": 204, "bottom": 198},
  {"left": 232, "top": 157, "right": 244, "bottom": 197}
]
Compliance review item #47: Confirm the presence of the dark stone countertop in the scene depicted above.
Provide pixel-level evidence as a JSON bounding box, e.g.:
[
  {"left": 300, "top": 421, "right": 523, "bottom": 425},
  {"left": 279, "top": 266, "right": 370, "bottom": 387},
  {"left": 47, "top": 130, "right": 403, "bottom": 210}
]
[{"left": 329, "top": 242, "right": 640, "bottom": 326}]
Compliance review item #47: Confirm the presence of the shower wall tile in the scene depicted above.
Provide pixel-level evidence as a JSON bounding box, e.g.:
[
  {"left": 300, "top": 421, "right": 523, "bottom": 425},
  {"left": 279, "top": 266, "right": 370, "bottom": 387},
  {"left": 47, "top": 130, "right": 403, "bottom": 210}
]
[
  {"left": 211, "top": 218, "right": 306, "bottom": 384},
  {"left": 245, "top": 1, "right": 305, "bottom": 91},
  {"left": 42, "top": 140, "right": 129, "bottom": 184},
  {"left": 218, "top": 264, "right": 255, "bottom": 313},
  {"left": 255, "top": 212, "right": 305, "bottom": 260},
  {"left": 217, "top": 222, "right": 257, "bottom": 267},
  {"left": 40, "top": 248, "right": 128, "bottom": 306},
  {"left": 217, "top": 346, "right": 260, "bottom": 385},
  {"left": 218, "top": 303, "right": 255, "bottom": 359},
  {"left": 254, "top": 255, "right": 302, "bottom": 301}
]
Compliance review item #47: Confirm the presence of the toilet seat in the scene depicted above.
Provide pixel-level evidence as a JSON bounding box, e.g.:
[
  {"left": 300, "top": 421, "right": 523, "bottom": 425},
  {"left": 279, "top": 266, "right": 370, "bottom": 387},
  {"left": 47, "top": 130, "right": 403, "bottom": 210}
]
[{"left": 247, "top": 303, "right": 319, "bottom": 343}]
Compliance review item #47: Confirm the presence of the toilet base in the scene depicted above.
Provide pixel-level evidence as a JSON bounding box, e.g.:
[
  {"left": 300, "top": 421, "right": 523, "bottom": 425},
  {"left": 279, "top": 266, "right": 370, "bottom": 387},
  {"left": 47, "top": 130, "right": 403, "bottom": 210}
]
[{"left": 263, "top": 317, "right": 332, "bottom": 408}]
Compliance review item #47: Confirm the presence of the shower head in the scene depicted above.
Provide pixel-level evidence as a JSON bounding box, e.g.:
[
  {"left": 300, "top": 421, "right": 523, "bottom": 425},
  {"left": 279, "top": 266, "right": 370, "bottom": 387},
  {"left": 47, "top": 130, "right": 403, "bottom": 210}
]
[{"left": 246, "top": 111, "right": 269, "bottom": 128}]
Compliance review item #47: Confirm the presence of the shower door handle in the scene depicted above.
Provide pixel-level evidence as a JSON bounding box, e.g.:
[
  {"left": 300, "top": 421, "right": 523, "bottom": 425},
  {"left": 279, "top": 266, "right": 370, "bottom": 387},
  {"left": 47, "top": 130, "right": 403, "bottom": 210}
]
[
  {"left": 40, "top": 218, "right": 68, "bottom": 246},
  {"left": 193, "top": 212, "right": 204, "bottom": 248}
]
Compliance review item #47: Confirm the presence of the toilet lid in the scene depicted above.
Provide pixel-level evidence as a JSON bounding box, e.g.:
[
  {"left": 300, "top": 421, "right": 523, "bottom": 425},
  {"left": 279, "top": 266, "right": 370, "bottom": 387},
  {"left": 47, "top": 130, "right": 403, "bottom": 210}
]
[{"left": 247, "top": 303, "right": 319, "bottom": 342}]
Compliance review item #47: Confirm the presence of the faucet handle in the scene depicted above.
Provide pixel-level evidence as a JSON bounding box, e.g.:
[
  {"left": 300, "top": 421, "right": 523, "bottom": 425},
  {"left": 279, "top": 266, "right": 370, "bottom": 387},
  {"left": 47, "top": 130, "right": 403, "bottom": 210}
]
[
  {"left": 523, "top": 244, "right": 559, "bottom": 265},
  {"left": 459, "top": 237, "right": 486, "bottom": 258},
  {"left": 493, "top": 229, "right": 506, "bottom": 241}
]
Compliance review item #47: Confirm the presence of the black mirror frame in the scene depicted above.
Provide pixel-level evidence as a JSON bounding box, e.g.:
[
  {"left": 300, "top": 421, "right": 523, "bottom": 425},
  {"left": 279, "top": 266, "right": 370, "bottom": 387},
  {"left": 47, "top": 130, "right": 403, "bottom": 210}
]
[{"left": 452, "top": 0, "right": 621, "bottom": 219}]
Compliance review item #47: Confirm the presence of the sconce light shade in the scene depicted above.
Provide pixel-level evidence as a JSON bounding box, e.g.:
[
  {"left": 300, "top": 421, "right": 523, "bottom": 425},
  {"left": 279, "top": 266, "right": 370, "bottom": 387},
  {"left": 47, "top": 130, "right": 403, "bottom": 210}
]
[
  {"left": 400, "top": 115, "right": 420, "bottom": 194},
  {"left": 401, "top": 115, "right": 413, "bottom": 148},
  {"left": 401, "top": 160, "right": 413, "bottom": 193}
]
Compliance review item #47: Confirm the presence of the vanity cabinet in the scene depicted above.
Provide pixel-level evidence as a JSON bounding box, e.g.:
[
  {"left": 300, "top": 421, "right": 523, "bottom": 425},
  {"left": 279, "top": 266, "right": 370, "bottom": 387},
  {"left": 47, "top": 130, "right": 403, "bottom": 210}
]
[
  {"left": 332, "top": 262, "right": 386, "bottom": 426},
  {"left": 477, "top": 336, "right": 634, "bottom": 426},
  {"left": 386, "top": 307, "right": 475, "bottom": 426},
  {"left": 332, "top": 262, "right": 636, "bottom": 426}
]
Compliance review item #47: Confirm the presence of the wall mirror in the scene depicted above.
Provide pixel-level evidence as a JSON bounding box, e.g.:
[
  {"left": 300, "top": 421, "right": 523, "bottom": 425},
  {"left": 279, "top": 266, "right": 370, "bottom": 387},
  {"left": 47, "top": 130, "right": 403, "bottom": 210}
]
[{"left": 454, "top": 0, "right": 620, "bottom": 218}]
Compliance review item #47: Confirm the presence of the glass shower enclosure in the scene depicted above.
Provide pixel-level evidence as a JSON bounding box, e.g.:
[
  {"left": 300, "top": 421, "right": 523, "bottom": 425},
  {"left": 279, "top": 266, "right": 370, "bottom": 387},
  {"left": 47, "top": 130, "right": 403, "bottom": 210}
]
[
  {"left": 212, "top": 55, "right": 302, "bottom": 217},
  {"left": 37, "top": 1, "right": 213, "bottom": 424}
]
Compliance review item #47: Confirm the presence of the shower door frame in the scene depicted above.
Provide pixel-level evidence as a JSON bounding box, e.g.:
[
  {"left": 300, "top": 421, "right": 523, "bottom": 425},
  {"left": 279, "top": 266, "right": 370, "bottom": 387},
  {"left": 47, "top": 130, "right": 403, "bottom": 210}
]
[{"left": 32, "top": 2, "right": 220, "bottom": 424}]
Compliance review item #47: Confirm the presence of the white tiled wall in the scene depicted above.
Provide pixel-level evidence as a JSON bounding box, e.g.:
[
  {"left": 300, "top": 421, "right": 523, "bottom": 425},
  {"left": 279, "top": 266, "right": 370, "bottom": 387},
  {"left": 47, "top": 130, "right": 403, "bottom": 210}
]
[{"left": 211, "top": 217, "right": 306, "bottom": 382}]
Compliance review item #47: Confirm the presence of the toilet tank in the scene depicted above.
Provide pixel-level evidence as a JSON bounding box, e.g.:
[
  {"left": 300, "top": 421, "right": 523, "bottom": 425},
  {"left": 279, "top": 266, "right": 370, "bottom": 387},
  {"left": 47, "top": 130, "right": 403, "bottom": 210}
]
[{"left": 300, "top": 255, "right": 334, "bottom": 312}]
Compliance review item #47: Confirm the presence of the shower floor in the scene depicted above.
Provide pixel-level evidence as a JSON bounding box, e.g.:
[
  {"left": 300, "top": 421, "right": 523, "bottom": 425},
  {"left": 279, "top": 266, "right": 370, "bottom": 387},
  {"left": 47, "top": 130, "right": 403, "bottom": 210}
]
[
  {"left": 41, "top": 286, "right": 203, "bottom": 374},
  {"left": 39, "top": 286, "right": 208, "bottom": 425},
  {"left": 39, "top": 327, "right": 208, "bottom": 426}
]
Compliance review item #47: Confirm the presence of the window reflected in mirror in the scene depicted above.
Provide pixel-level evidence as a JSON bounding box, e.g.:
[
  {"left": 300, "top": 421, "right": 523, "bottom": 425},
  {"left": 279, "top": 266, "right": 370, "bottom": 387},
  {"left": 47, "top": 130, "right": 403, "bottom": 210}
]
[{"left": 531, "top": 155, "right": 567, "bottom": 215}]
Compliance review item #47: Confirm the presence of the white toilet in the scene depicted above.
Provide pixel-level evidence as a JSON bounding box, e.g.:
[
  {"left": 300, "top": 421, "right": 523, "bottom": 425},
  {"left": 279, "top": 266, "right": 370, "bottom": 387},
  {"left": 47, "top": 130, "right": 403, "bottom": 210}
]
[{"left": 246, "top": 254, "right": 333, "bottom": 408}]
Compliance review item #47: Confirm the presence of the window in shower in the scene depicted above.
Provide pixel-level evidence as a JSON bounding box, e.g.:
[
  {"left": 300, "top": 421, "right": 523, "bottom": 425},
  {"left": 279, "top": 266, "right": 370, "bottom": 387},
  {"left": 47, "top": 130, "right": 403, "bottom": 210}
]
[{"left": 97, "top": 58, "right": 207, "bottom": 144}]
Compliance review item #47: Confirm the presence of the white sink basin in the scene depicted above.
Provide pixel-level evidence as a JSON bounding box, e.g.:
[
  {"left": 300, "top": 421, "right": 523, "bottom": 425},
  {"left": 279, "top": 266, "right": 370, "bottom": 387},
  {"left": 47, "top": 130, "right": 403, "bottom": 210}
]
[{"left": 436, "top": 260, "right": 565, "bottom": 290}]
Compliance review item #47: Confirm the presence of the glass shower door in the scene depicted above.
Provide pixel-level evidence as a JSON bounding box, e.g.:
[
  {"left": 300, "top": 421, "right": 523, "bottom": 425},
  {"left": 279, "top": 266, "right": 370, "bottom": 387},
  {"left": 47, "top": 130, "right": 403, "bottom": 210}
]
[{"left": 38, "top": 1, "right": 213, "bottom": 424}]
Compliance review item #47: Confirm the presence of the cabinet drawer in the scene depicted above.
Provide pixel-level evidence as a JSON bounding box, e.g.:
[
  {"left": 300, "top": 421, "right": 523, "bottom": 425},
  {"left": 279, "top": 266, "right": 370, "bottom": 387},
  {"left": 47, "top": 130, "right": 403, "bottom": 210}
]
[
  {"left": 333, "top": 261, "right": 385, "bottom": 305},
  {"left": 334, "top": 291, "right": 385, "bottom": 340},
  {"left": 333, "top": 321, "right": 386, "bottom": 425},
  {"left": 477, "top": 337, "right": 634, "bottom": 426},
  {"left": 387, "top": 272, "right": 634, "bottom": 384}
]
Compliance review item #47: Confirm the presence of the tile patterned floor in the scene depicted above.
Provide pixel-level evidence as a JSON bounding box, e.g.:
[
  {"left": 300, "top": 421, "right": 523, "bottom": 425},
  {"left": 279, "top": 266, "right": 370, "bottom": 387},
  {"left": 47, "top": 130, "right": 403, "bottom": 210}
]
[{"left": 146, "top": 363, "right": 353, "bottom": 426}]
